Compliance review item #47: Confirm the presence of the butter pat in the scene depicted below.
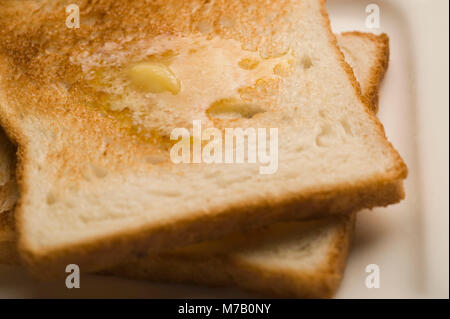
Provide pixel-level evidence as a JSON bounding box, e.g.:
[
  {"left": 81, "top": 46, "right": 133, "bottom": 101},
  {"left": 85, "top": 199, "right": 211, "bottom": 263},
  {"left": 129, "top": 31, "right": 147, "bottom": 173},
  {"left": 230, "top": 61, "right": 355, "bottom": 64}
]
[
  {"left": 207, "top": 98, "right": 265, "bottom": 119},
  {"left": 127, "top": 62, "right": 181, "bottom": 94}
]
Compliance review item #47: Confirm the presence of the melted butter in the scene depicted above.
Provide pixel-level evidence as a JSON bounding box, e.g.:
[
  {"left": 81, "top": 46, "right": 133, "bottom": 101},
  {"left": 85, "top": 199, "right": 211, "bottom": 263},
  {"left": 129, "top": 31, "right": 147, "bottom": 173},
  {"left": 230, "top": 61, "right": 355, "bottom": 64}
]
[
  {"left": 91, "top": 96, "right": 173, "bottom": 149},
  {"left": 75, "top": 35, "right": 294, "bottom": 137}
]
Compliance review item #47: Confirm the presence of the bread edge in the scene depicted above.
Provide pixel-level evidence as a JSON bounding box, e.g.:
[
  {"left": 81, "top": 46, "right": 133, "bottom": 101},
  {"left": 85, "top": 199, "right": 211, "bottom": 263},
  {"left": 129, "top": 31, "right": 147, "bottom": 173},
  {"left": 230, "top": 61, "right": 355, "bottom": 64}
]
[
  {"left": 340, "top": 31, "right": 390, "bottom": 112},
  {"left": 105, "top": 214, "right": 355, "bottom": 298},
  {"left": 0, "top": 210, "right": 19, "bottom": 265}
]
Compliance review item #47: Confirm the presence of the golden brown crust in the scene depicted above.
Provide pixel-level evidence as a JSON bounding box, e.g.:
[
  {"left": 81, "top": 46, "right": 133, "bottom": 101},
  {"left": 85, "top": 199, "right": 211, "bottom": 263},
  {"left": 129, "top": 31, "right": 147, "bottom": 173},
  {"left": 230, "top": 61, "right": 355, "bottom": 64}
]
[
  {"left": 228, "top": 214, "right": 356, "bottom": 298},
  {"left": 0, "top": 128, "right": 18, "bottom": 213},
  {"left": 105, "top": 215, "right": 356, "bottom": 298},
  {"left": 0, "top": 209, "right": 15, "bottom": 232},
  {"left": 0, "top": 210, "right": 20, "bottom": 265},
  {"left": 16, "top": 179, "right": 404, "bottom": 278},
  {"left": 340, "top": 31, "right": 390, "bottom": 112},
  {"left": 0, "top": 0, "right": 407, "bottom": 276},
  {"left": 317, "top": 212, "right": 355, "bottom": 298},
  {"left": 319, "top": 2, "right": 406, "bottom": 181}
]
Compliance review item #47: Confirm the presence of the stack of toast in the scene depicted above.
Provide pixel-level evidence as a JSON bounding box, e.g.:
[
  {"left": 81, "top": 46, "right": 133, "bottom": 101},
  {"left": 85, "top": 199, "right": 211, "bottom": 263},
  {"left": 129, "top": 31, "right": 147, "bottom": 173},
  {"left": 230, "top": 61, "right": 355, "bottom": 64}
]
[{"left": 0, "top": 0, "right": 406, "bottom": 298}]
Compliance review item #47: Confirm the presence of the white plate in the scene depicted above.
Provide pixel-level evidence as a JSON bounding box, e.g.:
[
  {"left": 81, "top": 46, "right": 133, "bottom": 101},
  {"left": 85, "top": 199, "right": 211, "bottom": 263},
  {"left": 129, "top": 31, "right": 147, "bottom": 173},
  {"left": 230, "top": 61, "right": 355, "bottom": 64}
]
[
  {"left": 0, "top": 0, "right": 448, "bottom": 299},
  {"left": 328, "top": 0, "right": 449, "bottom": 299}
]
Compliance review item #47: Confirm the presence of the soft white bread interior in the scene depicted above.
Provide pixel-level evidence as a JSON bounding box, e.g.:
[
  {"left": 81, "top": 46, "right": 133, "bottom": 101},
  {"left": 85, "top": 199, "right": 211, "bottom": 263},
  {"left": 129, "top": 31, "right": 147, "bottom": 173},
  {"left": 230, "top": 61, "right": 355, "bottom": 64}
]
[
  {"left": 1, "top": 32, "right": 391, "bottom": 298},
  {"left": 0, "top": 0, "right": 406, "bottom": 276}
]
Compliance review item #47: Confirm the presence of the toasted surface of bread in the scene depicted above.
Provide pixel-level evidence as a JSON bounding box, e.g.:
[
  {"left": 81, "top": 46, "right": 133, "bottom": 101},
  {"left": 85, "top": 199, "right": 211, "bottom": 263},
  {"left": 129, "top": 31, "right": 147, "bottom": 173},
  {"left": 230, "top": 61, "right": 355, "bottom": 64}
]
[
  {"left": 0, "top": 0, "right": 406, "bottom": 275},
  {"left": 0, "top": 32, "right": 391, "bottom": 298}
]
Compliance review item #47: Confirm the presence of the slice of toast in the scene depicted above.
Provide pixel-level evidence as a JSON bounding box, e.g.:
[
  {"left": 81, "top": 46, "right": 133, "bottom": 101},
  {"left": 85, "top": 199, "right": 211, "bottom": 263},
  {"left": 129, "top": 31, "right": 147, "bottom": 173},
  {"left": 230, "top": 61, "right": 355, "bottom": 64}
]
[
  {"left": 0, "top": 0, "right": 406, "bottom": 276},
  {"left": 104, "top": 32, "right": 392, "bottom": 299},
  {"left": 1, "top": 32, "right": 391, "bottom": 298}
]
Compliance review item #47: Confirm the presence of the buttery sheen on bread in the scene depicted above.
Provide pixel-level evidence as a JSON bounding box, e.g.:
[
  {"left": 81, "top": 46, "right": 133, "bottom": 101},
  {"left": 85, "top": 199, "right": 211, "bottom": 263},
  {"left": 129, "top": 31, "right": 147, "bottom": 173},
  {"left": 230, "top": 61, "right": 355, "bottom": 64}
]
[{"left": 0, "top": 0, "right": 406, "bottom": 276}]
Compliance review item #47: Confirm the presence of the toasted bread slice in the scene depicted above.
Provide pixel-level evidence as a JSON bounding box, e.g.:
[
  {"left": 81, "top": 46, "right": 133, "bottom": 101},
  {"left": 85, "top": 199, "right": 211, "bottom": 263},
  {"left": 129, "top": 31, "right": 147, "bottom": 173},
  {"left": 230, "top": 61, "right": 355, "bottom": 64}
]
[
  {"left": 109, "top": 215, "right": 356, "bottom": 298},
  {"left": 1, "top": 32, "right": 391, "bottom": 298},
  {"left": 0, "top": 0, "right": 406, "bottom": 276},
  {"left": 104, "top": 32, "right": 392, "bottom": 298}
]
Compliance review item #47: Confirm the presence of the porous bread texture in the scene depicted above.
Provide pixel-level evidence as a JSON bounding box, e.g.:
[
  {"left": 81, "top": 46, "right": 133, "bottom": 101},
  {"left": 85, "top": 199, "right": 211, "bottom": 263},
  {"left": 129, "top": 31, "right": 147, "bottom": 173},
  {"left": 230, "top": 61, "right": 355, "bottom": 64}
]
[
  {"left": 0, "top": 32, "right": 391, "bottom": 298},
  {"left": 0, "top": 0, "right": 406, "bottom": 276}
]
